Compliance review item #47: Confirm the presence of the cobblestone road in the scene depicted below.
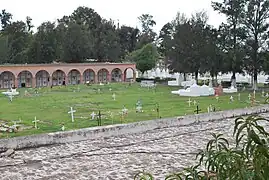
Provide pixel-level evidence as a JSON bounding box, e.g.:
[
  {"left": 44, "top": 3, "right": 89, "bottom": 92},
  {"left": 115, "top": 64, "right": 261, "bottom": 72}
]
[{"left": 0, "top": 113, "right": 269, "bottom": 180}]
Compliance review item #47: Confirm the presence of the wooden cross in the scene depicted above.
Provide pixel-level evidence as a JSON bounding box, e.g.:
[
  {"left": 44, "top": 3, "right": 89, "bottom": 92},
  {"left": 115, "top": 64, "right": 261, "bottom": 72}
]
[
  {"left": 156, "top": 103, "right": 160, "bottom": 118},
  {"left": 97, "top": 110, "right": 104, "bottom": 126},
  {"left": 194, "top": 105, "right": 201, "bottom": 114}
]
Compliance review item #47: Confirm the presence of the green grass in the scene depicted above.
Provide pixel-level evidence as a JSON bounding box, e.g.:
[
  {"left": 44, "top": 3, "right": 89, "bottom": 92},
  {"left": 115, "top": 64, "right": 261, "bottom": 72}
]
[{"left": 0, "top": 83, "right": 265, "bottom": 138}]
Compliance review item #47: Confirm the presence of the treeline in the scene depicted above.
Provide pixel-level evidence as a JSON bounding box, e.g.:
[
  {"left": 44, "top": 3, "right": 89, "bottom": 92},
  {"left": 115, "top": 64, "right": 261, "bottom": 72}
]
[{"left": 1, "top": 0, "right": 269, "bottom": 90}]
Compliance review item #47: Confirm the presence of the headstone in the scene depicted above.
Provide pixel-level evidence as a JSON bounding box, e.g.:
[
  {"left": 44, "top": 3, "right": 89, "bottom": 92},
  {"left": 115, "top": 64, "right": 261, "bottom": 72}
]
[
  {"left": 68, "top": 107, "right": 76, "bottom": 122},
  {"left": 91, "top": 111, "right": 96, "bottom": 120},
  {"left": 230, "top": 96, "right": 234, "bottom": 102},
  {"left": 112, "top": 93, "right": 116, "bottom": 101},
  {"left": 32, "top": 116, "right": 39, "bottom": 129},
  {"left": 187, "top": 98, "right": 192, "bottom": 107}
]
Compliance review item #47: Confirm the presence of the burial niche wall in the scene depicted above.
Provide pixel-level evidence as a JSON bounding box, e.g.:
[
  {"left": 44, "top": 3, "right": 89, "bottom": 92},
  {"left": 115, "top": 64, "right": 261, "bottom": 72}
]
[
  {"left": 83, "top": 69, "right": 95, "bottom": 83},
  {"left": 98, "top": 68, "right": 109, "bottom": 82},
  {"left": 111, "top": 68, "right": 122, "bottom": 82},
  {"left": 124, "top": 68, "right": 135, "bottom": 82},
  {"left": 36, "top": 70, "right": 50, "bottom": 87},
  {"left": 68, "top": 69, "right": 81, "bottom": 85},
  {"left": 18, "top": 71, "right": 33, "bottom": 88},
  {"left": 0, "top": 71, "right": 15, "bottom": 89},
  {"left": 52, "top": 70, "right": 66, "bottom": 86}
]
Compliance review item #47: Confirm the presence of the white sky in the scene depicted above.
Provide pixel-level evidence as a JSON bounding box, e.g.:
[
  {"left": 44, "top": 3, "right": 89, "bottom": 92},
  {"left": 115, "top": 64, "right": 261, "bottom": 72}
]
[{"left": 2, "top": 0, "right": 226, "bottom": 32}]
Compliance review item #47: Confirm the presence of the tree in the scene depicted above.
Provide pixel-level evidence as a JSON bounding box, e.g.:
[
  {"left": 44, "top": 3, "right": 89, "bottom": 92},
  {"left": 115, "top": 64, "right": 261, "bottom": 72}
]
[
  {"left": 212, "top": 0, "right": 247, "bottom": 87},
  {"left": 0, "top": 9, "right": 12, "bottom": 30},
  {"left": 137, "top": 14, "right": 157, "bottom": 49},
  {"left": 243, "top": 0, "right": 269, "bottom": 90},
  {"left": 129, "top": 43, "right": 159, "bottom": 75}
]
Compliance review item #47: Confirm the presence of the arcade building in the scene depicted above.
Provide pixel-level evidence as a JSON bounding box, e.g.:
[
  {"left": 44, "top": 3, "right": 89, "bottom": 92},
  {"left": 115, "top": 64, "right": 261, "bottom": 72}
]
[{"left": 0, "top": 63, "right": 136, "bottom": 89}]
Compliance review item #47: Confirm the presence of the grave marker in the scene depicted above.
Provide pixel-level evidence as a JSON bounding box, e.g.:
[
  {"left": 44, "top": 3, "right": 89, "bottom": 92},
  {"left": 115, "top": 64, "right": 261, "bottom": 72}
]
[
  {"left": 61, "top": 124, "right": 65, "bottom": 131},
  {"left": 215, "top": 95, "right": 219, "bottom": 102},
  {"left": 91, "top": 111, "right": 96, "bottom": 120},
  {"left": 193, "top": 100, "right": 197, "bottom": 106},
  {"left": 230, "top": 96, "right": 234, "bottom": 102},
  {"left": 156, "top": 103, "right": 160, "bottom": 118},
  {"left": 97, "top": 110, "right": 104, "bottom": 126},
  {"left": 32, "top": 116, "right": 39, "bottom": 129},
  {"left": 194, "top": 105, "right": 201, "bottom": 114},
  {"left": 8, "top": 94, "right": 14, "bottom": 102},
  {"left": 248, "top": 94, "right": 252, "bottom": 100},
  {"left": 238, "top": 93, "right": 241, "bottom": 101},
  {"left": 187, "top": 98, "right": 192, "bottom": 107},
  {"left": 262, "top": 90, "right": 265, "bottom": 97},
  {"left": 68, "top": 107, "right": 76, "bottom": 122}
]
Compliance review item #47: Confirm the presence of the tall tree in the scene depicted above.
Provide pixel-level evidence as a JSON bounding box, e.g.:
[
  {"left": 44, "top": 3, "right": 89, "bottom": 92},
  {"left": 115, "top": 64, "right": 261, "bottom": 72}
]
[
  {"left": 137, "top": 14, "right": 156, "bottom": 49},
  {"left": 0, "top": 9, "right": 12, "bottom": 31},
  {"left": 212, "top": 0, "right": 246, "bottom": 87},
  {"left": 243, "top": 0, "right": 269, "bottom": 90}
]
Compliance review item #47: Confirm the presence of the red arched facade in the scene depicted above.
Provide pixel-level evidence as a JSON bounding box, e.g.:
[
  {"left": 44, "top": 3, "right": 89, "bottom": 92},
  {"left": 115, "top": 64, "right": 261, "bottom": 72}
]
[{"left": 0, "top": 63, "right": 136, "bottom": 88}]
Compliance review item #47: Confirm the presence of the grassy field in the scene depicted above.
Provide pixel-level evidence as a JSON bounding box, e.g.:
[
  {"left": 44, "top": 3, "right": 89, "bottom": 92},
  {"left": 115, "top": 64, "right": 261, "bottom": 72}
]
[{"left": 0, "top": 83, "right": 266, "bottom": 138}]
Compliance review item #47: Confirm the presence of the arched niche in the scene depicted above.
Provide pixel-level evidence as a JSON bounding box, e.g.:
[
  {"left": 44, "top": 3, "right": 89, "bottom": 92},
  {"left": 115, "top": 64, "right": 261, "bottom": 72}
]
[
  {"left": 83, "top": 69, "right": 95, "bottom": 83},
  {"left": 124, "top": 68, "right": 135, "bottom": 82},
  {"left": 0, "top": 71, "right": 15, "bottom": 89},
  {"left": 36, "top": 70, "right": 50, "bottom": 87},
  {"left": 52, "top": 70, "right": 66, "bottom": 86},
  {"left": 68, "top": 69, "right": 81, "bottom": 85},
  {"left": 111, "top": 68, "right": 122, "bottom": 82},
  {"left": 97, "top": 69, "right": 109, "bottom": 82},
  {"left": 18, "top": 70, "right": 33, "bottom": 88}
]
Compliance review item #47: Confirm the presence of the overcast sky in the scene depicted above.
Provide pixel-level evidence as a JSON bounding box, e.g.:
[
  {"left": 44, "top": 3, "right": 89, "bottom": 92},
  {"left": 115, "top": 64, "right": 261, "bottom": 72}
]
[{"left": 2, "top": 0, "right": 226, "bottom": 32}]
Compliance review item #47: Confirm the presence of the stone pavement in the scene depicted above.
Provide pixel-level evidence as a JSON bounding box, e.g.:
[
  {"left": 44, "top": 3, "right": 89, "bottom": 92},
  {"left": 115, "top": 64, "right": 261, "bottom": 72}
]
[{"left": 0, "top": 113, "right": 269, "bottom": 180}]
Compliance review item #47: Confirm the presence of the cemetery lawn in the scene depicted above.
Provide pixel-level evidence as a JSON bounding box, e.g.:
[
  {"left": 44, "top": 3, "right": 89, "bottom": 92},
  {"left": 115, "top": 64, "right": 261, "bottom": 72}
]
[{"left": 0, "top": 83, "right": 266, "bottom": 138}]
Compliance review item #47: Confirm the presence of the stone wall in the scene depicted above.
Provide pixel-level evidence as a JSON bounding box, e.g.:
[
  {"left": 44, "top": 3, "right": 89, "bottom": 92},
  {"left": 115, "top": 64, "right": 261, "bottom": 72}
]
[{"left": 0, "top": 105, "right": 268, "bottom": 152}]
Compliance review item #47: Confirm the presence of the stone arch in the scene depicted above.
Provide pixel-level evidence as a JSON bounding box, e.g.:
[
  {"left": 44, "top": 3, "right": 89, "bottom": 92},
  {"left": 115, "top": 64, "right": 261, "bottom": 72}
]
[
  {"left": 52, "top": 70, "right": 66, "bottom": 86},
  {"left": 83, "top": 69, "right": 95, "bottom": 84},
  {"left": 0, "top": 71, "right": 15, "bottom": 89},
  {"left": 123, "top": 67, "right": 135, "bottom": 82},
  {"left": 36, "top": 70, "right": 50, "bottom": 87},
  {"left": 97, "top": 68, "right": 109, "bottom": 82},
  {"left": 111, "top": 68, "right": 122, "bottom": 82},
  {"left": 18, "top": 70, "right": 33, "bottom": 88},
  {"left": 67, "top": 69, "right": 81, "bottom": 85}
]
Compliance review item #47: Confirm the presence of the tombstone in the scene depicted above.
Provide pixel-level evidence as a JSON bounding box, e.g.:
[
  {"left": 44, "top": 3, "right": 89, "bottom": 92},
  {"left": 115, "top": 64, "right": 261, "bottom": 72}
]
[
  {"left": 68, "top": 107, "right": 76, "bottom": 122},
  {"left": 91, "top": 111, "right": 96, "bottom": 120},
  {"left": 112, "top": 93, "right": 116, "bottom": 101},
  {"left": 230, "top": 96, "right": 234, "bottom": 102},
  {"left": 238, "top": 93, "right": 241, "bottom": 101},
  {"left": 187, "top": 98, "right": 192, "bottom": 107},
  {"left": 32, "top": 117, "right": 39, "bottom": 129}
]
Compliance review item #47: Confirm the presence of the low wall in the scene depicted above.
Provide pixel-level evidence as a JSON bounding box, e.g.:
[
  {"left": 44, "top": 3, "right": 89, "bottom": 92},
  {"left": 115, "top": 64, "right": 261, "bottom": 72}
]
[{"left": 0, "top": 105, "right": 268, "bottom": 152}]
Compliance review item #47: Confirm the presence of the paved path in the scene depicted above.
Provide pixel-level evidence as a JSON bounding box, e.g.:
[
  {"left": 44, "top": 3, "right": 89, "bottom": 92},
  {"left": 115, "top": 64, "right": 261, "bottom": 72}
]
[{"left": 0, "top": 113, "right": 269, "bottom": 180}]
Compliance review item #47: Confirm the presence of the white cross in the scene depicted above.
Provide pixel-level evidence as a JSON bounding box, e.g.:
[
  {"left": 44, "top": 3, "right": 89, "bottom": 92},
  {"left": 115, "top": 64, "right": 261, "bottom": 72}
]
[
  {"left": 90, "top": 111, "right": 96, "bottom": 120},
  {"left": 187, "top": 98, "right": 192, "bottom": 107},
  {"left": 253, "top": 90, "right": 256, "bottom": 98},
  {"left": 68, "top": 107, "right": 76, "bottom": 122},
  {"left": 61, "top": 125, "right": 65, "bottom": 131},
  {"left": 193, "top": 100, "right": 197, "bottom": 106},
  {"left": 109, "top": 88, "right": 112, "bottom": 91},
  {"left": 32, "top": 116, "right": 39, "bottom": 129},
  {"left": 230, "top": 96, "right": 234, "bottom": 102},
  {"left": 248, "top": 94, "right": 252, "bottom": 100},
  {"left": 238, "top": 93, "right": 241, "bottom": 101},
  {"left": 112, "top": 93, "right": 116, "bottom": 101},
  {"left": 207, "top": 106, "right": 210, "bottom": 113}
]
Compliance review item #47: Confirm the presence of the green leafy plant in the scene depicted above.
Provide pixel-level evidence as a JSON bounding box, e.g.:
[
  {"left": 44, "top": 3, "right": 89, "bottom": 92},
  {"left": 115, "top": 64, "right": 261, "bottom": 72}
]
[{"left": 135, "top": 115, "right": 269, "bottom": 179}]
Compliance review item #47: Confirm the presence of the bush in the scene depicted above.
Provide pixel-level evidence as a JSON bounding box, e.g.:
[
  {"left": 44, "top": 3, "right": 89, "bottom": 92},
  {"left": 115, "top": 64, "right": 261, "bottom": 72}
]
[{"left": 135, "top": 115, "right": 269, "bottom": 179}]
